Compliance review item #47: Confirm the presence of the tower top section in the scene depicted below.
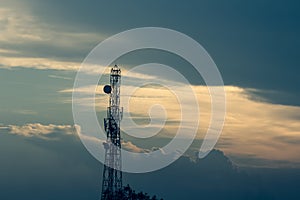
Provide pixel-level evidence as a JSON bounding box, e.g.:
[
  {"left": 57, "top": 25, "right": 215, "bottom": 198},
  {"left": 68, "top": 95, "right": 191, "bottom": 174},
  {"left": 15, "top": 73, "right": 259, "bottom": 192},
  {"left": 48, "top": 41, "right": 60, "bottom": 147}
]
[{"left": 111, "top": 64, "right": 121, "bottom": 76}]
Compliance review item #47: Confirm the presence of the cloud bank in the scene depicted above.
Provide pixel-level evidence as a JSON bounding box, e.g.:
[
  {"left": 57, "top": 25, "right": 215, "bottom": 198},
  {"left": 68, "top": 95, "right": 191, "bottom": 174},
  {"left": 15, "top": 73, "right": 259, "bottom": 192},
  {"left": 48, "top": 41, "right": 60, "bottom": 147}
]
[{"left": 1, "top": 123, "right": 75, "bottom": 138}]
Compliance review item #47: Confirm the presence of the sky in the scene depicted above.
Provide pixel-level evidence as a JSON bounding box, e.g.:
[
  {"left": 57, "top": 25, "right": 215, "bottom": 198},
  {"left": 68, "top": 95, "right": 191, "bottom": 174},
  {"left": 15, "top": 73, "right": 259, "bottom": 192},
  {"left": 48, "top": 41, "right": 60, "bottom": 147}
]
[{"left": 0, "top": 0, "right": 300, "bottom": 199}]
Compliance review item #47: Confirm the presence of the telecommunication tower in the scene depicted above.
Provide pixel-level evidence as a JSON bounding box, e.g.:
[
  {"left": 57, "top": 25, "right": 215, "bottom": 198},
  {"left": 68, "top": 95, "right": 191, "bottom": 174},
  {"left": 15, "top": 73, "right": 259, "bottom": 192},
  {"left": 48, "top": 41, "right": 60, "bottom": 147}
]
[{"left": 101, "top": 65, "right": 123, "bottom": 200}]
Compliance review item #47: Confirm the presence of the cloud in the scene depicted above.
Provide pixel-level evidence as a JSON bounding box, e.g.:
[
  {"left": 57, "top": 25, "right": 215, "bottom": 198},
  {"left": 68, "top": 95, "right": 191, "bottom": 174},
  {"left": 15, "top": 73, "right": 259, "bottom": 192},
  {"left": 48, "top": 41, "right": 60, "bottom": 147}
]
[
  {"left": 0, "top": 8, "right": 105, "bottom": 69},
  {"left": 0, "top": 56, "right": 81, "bottom": 71},
  {"left": 48, "top": 75, "right": 72, "bottom": 80},
  {"left": 12, "top": 109, "right": 38, "bottom": 115},
  {"left": 3, "top": 123, "right": 150, "bottom": 154},
  {"left": 215, "top": 87, "right": 300, "bottom": 166},
  {"left": 62, "top": 78, "right": 300, "bottom": 166},
  {"left": 122, "top": 84, "right": 300, "bottom": 166},
  {"left": 122, "top": 141, "right": 148, "bottom": 153},
  {"left": 2, "top": 123, "right": 76, "bottom": 139},
  {"left": 0, "top": 1, "right": 299, "bottom": 168},
  {"left": 74, "top": 123, "right": 149, "bottom": 153},
  {"left": 1, "top": 1, "right": 300, "bottom": 108}
]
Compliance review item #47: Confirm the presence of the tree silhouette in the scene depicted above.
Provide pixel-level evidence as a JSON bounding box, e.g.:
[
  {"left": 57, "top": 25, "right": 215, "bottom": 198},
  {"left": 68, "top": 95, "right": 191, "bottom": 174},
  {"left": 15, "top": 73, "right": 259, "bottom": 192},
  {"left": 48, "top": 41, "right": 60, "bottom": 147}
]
[{"left": 115, "top": 184, "right": 163, "bottom": 200}]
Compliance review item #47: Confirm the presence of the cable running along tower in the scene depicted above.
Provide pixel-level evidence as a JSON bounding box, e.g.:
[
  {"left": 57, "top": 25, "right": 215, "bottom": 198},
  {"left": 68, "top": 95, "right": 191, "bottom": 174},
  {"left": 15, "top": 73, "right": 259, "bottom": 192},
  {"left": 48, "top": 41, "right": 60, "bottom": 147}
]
[{"left": 101, "top": 65, "right": 123, "bottom": 200}]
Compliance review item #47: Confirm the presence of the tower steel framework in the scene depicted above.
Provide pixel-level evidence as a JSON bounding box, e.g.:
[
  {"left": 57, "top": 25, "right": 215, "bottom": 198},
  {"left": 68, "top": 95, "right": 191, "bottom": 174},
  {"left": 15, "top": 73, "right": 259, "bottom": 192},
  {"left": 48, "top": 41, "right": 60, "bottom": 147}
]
[{"left": 101, "top": 65, "right": 123, "bottom": 200}]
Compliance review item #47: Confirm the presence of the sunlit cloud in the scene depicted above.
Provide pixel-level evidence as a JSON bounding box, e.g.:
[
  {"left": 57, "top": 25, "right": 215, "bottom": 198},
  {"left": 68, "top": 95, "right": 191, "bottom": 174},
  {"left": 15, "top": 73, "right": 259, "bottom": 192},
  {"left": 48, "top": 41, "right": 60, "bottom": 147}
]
[
  {"left": 0, "top": 57, "right": 81, "bottom": 70},
  {"left": 2, "top": 123, "right": 75, "bottom": 139},
  {"left": 1, "top": 81, "right": 300, "bottom": 167},
  {"left": 219, "top": 87, "right": 300, "bottom": 165}
]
